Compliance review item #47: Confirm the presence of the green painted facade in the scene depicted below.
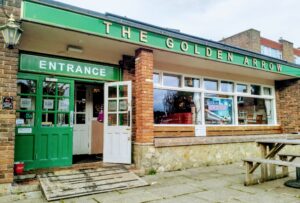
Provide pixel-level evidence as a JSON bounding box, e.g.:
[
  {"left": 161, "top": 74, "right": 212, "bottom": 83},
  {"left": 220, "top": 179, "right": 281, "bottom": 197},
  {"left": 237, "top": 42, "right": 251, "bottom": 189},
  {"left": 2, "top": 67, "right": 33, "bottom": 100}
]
[
  {"left": 21, "top": 0, "right": 300, "bottom": 77},
  {"left": 20, "top": 53, "right": 121, "bottom": 81}
]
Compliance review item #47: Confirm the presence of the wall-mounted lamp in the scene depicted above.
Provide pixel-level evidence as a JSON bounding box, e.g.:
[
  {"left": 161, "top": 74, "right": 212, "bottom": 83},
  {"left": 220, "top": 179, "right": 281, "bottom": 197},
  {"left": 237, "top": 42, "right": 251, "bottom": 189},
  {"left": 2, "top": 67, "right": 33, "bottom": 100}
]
[
  {"left": 0, "top": 14, "right": 23, "bottom": 49},
  {"left": 67, "top": 45, "right": 83, "bottom": 53}
]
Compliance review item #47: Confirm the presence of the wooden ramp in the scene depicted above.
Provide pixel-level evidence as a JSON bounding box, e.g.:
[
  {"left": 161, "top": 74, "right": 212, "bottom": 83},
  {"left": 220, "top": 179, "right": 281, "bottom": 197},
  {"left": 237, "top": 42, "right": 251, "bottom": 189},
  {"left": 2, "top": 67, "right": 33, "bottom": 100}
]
[{"left": 39, "top": 165, "right": 148, "bottom": 201}]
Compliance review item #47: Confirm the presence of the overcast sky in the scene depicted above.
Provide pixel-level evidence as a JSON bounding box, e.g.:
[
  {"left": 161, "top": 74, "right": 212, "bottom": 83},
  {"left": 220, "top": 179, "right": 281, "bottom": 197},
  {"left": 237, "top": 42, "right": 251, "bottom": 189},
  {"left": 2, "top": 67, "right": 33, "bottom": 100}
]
[{"left": 56, "top": 0, "right": 300, "bottom": 48}]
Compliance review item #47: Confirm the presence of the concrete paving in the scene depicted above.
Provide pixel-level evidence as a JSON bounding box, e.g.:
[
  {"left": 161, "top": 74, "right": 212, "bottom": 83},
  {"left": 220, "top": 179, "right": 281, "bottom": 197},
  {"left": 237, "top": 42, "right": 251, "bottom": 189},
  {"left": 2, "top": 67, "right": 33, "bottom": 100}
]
[{"left": 12, "top": 163, "right": 300, "bottom": 203}]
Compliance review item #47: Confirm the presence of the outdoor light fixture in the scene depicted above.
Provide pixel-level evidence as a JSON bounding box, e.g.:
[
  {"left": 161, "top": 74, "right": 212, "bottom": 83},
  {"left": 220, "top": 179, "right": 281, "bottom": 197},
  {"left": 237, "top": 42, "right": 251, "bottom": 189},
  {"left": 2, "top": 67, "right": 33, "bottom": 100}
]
[
  {"left": 67, "top": 45, "right": 83, "bottom": 53},
  {"left": 0, "top": 14, "right": 23, "bottom": 49}
]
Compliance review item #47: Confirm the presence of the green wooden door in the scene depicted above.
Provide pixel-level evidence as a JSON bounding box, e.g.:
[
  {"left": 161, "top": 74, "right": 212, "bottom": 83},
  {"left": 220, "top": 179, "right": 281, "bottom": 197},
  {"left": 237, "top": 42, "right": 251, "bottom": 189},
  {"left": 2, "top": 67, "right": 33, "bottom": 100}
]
[{"left": 15, "top": 74, "right": 74, "bottom": 170}]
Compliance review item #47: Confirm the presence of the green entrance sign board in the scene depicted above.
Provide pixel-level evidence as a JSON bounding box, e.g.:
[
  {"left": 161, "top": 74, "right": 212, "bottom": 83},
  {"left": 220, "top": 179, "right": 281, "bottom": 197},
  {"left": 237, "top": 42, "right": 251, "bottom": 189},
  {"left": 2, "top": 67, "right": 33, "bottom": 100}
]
[
  {"left": 22, "top": 0, "right": 300, "bottom": 77},
  {"left": 20, "top": 54, "right": 120, "bottom": 81}
]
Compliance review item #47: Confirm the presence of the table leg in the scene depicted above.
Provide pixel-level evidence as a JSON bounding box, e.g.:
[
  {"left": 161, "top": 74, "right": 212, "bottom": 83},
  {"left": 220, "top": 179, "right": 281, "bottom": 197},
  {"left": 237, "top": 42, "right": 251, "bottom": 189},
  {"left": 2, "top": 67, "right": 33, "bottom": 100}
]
[
  {"left": 260, "top": 144, "right": 268, "bottom": 182},
  {"left": 269, "top": 144, "right": 276, "bottom": 179}
]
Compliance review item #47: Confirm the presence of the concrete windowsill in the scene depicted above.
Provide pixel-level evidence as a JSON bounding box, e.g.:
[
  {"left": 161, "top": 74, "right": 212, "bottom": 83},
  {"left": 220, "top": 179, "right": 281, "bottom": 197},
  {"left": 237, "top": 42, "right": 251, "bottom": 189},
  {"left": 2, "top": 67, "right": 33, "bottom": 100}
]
[{"left": 154, "top": 134, "right": 300, "bottom": 147}]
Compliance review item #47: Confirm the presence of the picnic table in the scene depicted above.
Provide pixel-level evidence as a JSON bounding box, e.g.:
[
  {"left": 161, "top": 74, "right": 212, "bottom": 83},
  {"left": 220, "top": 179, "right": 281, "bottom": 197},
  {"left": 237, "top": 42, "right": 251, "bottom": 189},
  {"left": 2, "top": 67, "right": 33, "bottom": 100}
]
[{"left": 243, "top": 138, "right": 300, "bottom": 186}]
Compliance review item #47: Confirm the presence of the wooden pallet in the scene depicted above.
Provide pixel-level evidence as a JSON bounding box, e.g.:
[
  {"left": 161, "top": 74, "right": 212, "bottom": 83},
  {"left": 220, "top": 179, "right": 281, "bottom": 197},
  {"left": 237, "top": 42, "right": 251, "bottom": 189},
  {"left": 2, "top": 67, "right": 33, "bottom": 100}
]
[{"left": 39, "top": 165, "right": 148, "bottom": 201}]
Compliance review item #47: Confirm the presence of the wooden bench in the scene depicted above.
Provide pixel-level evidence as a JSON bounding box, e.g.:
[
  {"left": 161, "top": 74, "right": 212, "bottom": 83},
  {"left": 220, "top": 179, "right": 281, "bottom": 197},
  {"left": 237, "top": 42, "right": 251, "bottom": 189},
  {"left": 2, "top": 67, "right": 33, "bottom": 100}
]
[
  {"left": 278, "top": 153, "right": 300, "bottom": 162},
  {"left": 243, "top": 158, "right": 300, "bottom": 186}
]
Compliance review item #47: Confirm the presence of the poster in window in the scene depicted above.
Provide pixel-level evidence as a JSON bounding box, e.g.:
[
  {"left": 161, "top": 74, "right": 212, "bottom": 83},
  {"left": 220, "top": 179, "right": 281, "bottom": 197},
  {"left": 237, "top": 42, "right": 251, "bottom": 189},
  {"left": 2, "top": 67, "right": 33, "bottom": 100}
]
[
  {"left": 20, "top": 98, "right": 31, "bottom": 109},
  {"left": 43, "top": 99, "right": 54, "bottom": 109},
  {"left": 205, "top": 97, "right": 233, "bottom": 124}
]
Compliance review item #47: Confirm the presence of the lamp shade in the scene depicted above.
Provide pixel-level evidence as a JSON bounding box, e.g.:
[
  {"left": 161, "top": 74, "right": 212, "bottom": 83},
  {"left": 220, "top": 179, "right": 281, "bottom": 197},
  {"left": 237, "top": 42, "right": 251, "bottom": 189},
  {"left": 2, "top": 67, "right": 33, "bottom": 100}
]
[{"left": 0, "top": 14, "right": 23, "bottom": 49}]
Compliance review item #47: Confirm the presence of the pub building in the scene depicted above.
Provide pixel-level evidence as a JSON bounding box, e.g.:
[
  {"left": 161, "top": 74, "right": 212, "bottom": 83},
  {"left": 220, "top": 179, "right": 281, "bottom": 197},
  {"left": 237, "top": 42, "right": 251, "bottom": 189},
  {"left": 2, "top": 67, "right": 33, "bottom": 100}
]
[{"left": 0, "top": 0, "right": 300, "bottom": 184}]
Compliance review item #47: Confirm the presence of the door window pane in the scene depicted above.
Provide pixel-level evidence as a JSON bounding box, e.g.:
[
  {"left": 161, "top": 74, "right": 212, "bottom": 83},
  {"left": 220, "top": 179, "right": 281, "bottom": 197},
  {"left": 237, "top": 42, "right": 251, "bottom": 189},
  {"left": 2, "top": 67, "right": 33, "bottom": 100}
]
[
  {"left": 43, "top": 98, "right": 55, "bottom": 110},
  {"left": 119, "top": 99, "right": 128, "bottom": 111},
  {"left": 108, "top": 114, "right": 117, "bottom": 126},
  {"left": 237, "top": 84, "right": 248, "bottom": 93},
  {"left": 76, "top": 89, "right": 86, "bottom": 112},
  {"left": 251, "top": 85, "right": 261, "bottom": 95},
  {"left": 204, "top": 79, "right": 218, "bottom": 91},
  {"left": 263, "top": 87, "right": 272, "bottom": 95},
  {"left": 43, "top": 82, "right": 56, "bottom": 95},
  {"left": 16, "top": 112, "right": 34, "bottom": 126},
  {"left": 57, "top": 113, "right": 69, "bottom": 126},
  {"left": 119, "top": 85, "right": 128, "bottom": 97},
  {"left": 108, "top": 100, "right": 117, "bottom": 112},
  {"left": 204, "top": 94, "right": 233, "bottom": 125},
  {"left": 184, "top": 77, "right": 200, "bottom": 88},
  {"left": 154, "top": 89, "right": 201, "bottom": 124},
  {"left": 58, "top": 98, "right": 69, "bottom": 111},
  {"left": 42, "top": 113, "right": 55, "bottom": 127},
  {"left": 119, "top": 113, "right": 129, "bottom": 126},
  {"left": 17, "top": 79, "right": 36, "bottom": 94},
  {"left": 57, "top": 83, "right": 70, "bottom": 96},
  {"left": 238, "top": 97, "right": 273, "bottom": 124},
  {"left": 108, "top": 86, "right": 117, "bottom": 98},
  {"left": 17, "top": 96, "right": 36, "bottom": 110},
  {"left": 76, "top": 114, "right": 85, "bottom": 124},
  {"left": 163, "top": 73, "right": 181, "bottom": 87},
  {"left": 221, "top": 81, "right": 233, "bottom": 92}
]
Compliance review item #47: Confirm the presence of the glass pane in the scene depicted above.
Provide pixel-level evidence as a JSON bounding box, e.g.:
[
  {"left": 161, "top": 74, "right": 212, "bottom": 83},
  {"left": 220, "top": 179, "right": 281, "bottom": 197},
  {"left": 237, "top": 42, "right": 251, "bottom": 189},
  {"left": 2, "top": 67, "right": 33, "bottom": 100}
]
[
  {"left": 238, "top": 97, "right": 273, "bottom": 124},
  {"left": 119, "top": 85, "right": 128, "bottom": 97},
  {"left": 221, "top": 81, "right": 233, "bottom": 92},
  {"left": 16, "top": 112, "right": 34, "bottom": 127},
  {"left": 184, "top": 77, "right": 200, "bottom": 88},
  {"left": 204, "top": 94, "right": 233, "bottom": 125},
  {"left": 57, "top": 113, "right": 69, "bottom": 126},
  {"left": 17, "top": 79, "right": 36, "bottom": 94},
  {"left": 76, "top": 88, "right": 86, "bottom": 112},
  {"left": 153, "top": 73, "right": 160, "bottom": 84},
  {"left": 163, "top": 73, "right": 181, "bottom": 87},
  {"left": 43, "top": 98, "right": 55, "bottom": 110},
  {"left": 204, "top": 79, "right": 218, "bottom": 91},
  {"left": 42, "top": 113, "right": 55, "bottom": 127},
  {"left": 251, "top": 85, "right": 261, "bottom": 95},
  {"left": 108, "top": 100, "right": 117, "bottom": 112},
  {"left": 263, "top": 87, "right": 272, "bottom": 95},
  {"left": 108, "top": 86, "right": 117, "bottom": 98},
  {"left": 17, "top": 96, "right": 35, "bottom": 110},
  {"left": 119, "top": 113, "right": 129, "bottom": 126},
  {"left": 119, "top": 99, "right": 128, "bottom": 111},
  {"left": 43, "top": 82, "right": 56, "bottom": 95},
  {"left": 76, "top": 114, "right": 85, "bottom": 124},
  {"left": 58, "top": 83, "right": 70, "bottom": 96},
  {"left": 58, "top": 98, "right": 69, "bottom": 111},
  {"left": 237, "top": 84, "right": 248, "bottom": 93},
  {"left": 108, "top": 114, "right": 117, "bottom": 126},
  {"left": 153, "top": 89, "right": 201, "bottom": 124}
]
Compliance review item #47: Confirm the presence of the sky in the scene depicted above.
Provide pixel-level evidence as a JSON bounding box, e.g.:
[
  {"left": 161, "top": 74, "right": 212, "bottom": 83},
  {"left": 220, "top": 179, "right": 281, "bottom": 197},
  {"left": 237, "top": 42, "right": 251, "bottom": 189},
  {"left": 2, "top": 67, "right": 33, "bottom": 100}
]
[{"left": 56, "top": 0, "right": 300, "bottom": 48}]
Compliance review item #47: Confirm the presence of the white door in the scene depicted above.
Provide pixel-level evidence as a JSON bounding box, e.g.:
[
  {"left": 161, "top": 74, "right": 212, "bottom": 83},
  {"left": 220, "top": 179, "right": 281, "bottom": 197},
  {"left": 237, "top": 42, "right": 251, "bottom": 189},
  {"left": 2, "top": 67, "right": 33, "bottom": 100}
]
[
  {"left": 73, "top": 85, "right": 92, "bottom": 155},
  {"left": 104, "top": 81, "right": 132, "bottom": 164}
]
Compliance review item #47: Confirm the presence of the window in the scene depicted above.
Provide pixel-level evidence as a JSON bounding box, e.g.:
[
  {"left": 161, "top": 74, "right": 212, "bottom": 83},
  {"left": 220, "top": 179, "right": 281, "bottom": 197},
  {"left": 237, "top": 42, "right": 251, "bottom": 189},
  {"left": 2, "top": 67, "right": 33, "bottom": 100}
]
[
  {"left": 163, "top": 73, "right": 181, "bottom": 87},
  {"left": 221, "top": 81, "right": 233, "bottom": 92},
  {"left": 204, "top": 79, "right": 218, "bottom": 91},
  {"left": 294, "top": 55, "right": 300, "bottom": 65},
  {"left": 184, "top": 77, "right": 200, "bottom": 88},
  {"left": 205, "top": 94, "right": 234, "bottom": 125},
  {"left": 238, "top": 97, "right": 274, "bottom": 125},
  {"left": 261, "top": 45, "right": 282, "bottom": 59},
  {"left": 237, "top": 84, "right": 248, "bottom": 93},
  {"left": 251, "top": 85, "right": 260, "bottom": 95},
  {"left": 153, "top": 71, "right": 276, "bottom": 126},
  {"left": 154, "top": 89, "right": 201, "bottom": 124}
]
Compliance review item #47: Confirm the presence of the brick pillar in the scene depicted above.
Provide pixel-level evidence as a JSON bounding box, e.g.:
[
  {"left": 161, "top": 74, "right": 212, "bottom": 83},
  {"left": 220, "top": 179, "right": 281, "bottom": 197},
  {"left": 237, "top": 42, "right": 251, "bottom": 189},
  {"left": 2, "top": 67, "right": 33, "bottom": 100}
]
[
  {"left": 275, "top": 79, "right": 300, "bottom": 133},
  {"left": 279, "top": 39, "right": 294, "bottom": 63},
  {"left": 0, "top": 0, "right": 21, "bottom": 184},
  {"left": 135, "top": 48, "right": 154, "bottom": 143}
]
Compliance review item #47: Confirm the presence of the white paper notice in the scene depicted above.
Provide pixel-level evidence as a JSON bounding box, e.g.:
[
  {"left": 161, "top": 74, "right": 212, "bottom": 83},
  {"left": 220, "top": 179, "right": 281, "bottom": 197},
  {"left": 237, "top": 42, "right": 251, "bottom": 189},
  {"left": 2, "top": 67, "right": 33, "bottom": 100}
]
[
  {"left": 195, "top": 125, "right": 206, "bottom": 137},
  {"left": 18, "top": 128, "right": 32, "bottom": 134},
  {"left": 20, "top": 98, "right": 31, "bottom": 109},
  {"left": 43, "top": 99, "right": 54, "bottom": 109}
]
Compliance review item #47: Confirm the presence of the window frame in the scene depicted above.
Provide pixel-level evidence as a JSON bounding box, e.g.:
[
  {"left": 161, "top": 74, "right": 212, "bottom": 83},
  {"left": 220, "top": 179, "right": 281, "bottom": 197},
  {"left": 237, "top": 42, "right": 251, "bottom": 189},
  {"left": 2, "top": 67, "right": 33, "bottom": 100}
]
[{"left": 153, "top": 70, "right": 277, "bottom": 126}]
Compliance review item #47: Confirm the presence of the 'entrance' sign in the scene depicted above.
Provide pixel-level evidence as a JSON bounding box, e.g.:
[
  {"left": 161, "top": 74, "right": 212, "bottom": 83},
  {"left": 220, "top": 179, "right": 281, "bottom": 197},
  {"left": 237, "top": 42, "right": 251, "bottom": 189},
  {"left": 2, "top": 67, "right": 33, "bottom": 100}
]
[{"left": 20, "top": 54, "right": 121, "bottom": 81}]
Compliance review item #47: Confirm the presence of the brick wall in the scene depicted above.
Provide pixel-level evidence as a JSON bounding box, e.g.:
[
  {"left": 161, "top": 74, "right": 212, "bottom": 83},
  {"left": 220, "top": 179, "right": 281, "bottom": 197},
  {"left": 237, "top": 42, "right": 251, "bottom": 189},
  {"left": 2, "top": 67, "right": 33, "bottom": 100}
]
[
  {"left": 134, "top": 48, "right": 154, "bottom": 143},
  {"left": 220, "top": 29, "right": 261, "bottom": 53},
  {"left": 275, "top": 79, "right": 300, "bottom": 133},
  {"left": 0, "top": 0, "right": 21, "bottom": 184}
]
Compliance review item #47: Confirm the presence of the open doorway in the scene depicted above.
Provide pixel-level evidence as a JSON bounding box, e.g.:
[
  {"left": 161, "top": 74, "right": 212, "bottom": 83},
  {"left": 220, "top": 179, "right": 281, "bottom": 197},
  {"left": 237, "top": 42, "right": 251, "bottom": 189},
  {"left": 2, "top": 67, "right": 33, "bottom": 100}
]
[{"left": 73, "top": 82, "right": 104, "bottom": 164}]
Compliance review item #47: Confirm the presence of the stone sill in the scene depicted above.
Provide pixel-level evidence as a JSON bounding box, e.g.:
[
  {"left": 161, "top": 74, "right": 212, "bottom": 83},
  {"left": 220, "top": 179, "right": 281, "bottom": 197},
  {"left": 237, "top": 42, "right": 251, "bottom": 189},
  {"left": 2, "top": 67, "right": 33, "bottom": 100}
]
[{"left": 154, "top": 134, "right": 300, "bottom": 147}]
